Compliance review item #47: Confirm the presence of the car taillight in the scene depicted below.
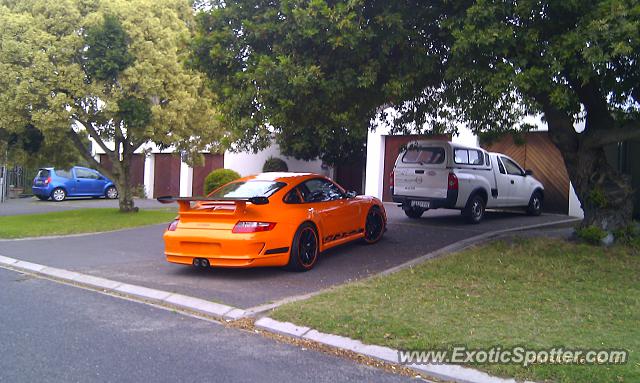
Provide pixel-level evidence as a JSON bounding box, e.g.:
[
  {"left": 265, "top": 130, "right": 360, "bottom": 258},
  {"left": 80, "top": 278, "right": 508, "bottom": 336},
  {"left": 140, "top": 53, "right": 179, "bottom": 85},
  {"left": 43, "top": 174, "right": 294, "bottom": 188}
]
[
  {"left": 448, "top": 173, "right": 458, "bottom": 190},
  {"left": 390, "top": 170, "right": 394, "bottom": 188},
  {"left": 232, "top": 221, "right": 276, "bottom": 233},
  {"left": 167, "top": 219, "right": 179, "bottom": 231},
  {"left": 44, "top": 177, "right": 51, "bottom": 185}
]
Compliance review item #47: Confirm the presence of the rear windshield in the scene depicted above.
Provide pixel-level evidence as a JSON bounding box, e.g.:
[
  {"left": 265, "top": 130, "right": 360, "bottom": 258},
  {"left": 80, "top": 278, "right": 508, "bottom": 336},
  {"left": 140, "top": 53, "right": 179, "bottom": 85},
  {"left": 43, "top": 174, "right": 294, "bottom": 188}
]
[
  {"left": 402, "top": 147, "right": 445, "bottom": 164},
  {"left": 36, "top": 169, "right": 50, "bottom": 178},
  {"left": 208, "top": 181, "right": 286, "bottom": 199}
]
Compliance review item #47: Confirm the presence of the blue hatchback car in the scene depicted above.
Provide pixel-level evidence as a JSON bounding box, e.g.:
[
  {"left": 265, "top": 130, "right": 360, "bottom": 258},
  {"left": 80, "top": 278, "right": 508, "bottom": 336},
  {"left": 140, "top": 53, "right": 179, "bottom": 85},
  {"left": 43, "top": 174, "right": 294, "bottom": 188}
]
[{"left": 32, "top": 166, "right": 118, "bottom": 202}]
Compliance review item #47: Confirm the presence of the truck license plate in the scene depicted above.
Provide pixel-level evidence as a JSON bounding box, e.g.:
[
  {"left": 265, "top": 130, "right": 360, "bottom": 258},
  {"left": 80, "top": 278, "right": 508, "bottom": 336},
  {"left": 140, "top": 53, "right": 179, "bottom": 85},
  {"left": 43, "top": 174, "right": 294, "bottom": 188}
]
[{"left": 411, "top": 201, "right": 430, "bottom": 208}]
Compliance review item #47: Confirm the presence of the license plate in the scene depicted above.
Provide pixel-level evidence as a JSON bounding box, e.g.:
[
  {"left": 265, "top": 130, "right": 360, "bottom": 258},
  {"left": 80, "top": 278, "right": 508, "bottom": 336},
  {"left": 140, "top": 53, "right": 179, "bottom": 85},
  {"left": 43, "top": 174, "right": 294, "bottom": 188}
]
[{"left": 411, "top": 200, "right": 430, "bottom": 208}]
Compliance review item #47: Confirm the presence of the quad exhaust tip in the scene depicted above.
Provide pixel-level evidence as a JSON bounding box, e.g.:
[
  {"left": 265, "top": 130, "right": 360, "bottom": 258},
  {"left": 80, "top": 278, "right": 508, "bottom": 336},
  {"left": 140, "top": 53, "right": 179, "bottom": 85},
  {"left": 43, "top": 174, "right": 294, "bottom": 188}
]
[{"left": 192, "top": 258, "right": 210, "bottom": 268}]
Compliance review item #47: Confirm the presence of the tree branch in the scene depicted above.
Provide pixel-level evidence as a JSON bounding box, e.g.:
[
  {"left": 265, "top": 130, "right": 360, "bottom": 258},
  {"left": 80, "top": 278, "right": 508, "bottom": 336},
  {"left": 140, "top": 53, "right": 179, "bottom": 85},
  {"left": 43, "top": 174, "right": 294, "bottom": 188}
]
[
  {"left": 66, "top": 129, "right": 112, "bottom": 177},
  {"left": 71, "top": 116, "right": 115, "bottom": 161}
]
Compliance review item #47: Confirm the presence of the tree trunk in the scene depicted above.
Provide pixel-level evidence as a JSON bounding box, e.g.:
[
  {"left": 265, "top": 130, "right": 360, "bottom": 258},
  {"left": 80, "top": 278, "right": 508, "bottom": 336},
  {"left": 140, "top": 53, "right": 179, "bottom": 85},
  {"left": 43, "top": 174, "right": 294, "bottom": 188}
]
[
  {"left": 115, "top": 153, "right": 138, "bottom": 213},
  {"left": 552, "top": 131, "right": 633, "bottom": 231},
  {"left": 567, "top": 145, "right": 633, "bottom": 231}
]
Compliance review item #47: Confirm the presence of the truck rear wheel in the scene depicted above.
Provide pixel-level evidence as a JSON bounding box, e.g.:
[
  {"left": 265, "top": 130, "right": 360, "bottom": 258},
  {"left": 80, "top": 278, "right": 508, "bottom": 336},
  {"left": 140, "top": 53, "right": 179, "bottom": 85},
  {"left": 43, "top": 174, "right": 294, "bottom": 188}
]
[
  {"left": 463, "top": 194, "right": 485, "bottom": 224},
  {"left": 404, "top": 206, "right": 425, "bottom": 219}
]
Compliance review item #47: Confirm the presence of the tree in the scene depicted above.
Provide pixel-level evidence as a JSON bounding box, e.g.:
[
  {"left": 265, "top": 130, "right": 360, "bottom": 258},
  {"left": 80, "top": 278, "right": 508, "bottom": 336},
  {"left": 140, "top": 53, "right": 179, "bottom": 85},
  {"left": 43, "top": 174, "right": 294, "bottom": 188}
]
[
  {"left": 191, "top": 0, "right": 638, "bottom": 232},
  {"left": 190, "top": 1, "right": 450, "bottom": 165},
  {"left": 0, "top": 0, "right": 221, "bottom": 212},
  {"left": 442, "top": 0, "right": 639, "bottom": 231}
]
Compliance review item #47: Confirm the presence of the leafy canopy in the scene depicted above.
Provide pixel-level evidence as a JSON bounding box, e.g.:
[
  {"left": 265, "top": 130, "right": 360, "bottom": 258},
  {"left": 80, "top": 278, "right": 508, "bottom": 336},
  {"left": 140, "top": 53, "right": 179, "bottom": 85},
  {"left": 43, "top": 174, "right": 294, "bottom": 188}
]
[
  {"left": 0, "top": 0, "right": 222, "bottom": 169},
  {"left": 191, "top": 0, "right": 639, "bottom": 164}
]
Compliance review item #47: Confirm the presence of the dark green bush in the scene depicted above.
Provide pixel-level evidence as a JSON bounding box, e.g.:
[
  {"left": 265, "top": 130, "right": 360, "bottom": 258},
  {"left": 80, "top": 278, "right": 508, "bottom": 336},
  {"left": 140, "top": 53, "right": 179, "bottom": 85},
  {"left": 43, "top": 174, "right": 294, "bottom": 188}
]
[
  {"left": 203, "top": 168, "right": 241, "bottom": 195},
  {"left": 575, "top": 225, "right": 607, "bottom": 245},
  {"left": 262, "top": 157, "right": 288, "bottom": 172}
]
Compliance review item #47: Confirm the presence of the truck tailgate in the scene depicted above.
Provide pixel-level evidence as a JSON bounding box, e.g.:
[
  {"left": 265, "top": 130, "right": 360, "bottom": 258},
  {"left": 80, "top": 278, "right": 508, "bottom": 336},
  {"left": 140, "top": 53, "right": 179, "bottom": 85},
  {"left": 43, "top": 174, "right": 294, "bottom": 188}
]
[{"left": 394, "top": 167, "right": 449, "bottom": 199}]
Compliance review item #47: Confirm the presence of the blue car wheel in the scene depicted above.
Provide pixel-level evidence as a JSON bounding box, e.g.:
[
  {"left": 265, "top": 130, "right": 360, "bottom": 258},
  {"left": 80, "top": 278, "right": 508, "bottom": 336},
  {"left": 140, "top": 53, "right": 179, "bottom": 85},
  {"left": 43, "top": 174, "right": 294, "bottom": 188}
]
[
  {"left": 51, "top": 188, "right": 66, "bottom": 202},
  {"left": 106, "top": 186, "right": 118, "bottom": 199}
]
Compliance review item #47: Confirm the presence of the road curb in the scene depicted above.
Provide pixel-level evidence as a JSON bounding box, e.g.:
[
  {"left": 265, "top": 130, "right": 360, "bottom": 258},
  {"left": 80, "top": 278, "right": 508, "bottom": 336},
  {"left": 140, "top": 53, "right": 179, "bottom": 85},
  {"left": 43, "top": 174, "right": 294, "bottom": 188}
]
[
  {"left": 0, "top": 255, "right": 245, "bottom": 322},
  {"left": 256, "top": 316, "right": 534, "bottom": 383}
]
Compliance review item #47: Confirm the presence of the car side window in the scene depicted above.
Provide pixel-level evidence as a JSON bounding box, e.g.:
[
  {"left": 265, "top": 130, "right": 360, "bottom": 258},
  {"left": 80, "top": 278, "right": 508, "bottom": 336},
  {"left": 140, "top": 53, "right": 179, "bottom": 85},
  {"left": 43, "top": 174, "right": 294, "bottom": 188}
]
[
  {"left": 501, "top": 157, "right": 524, "bottom": 176},
  {"left": 301, "top": 179, "right": 343, "bottom": 202},
  {"left": 454, "top": 149, "right": 484, "bottom": 165},
  {"left": 497, "top": 158, "right": 506, "bottom": 174},
  {"left": 75, "top": 168, "right": 100, "bottom": 179},
  {"left": 284, "top": 188, "right": 303, "bottom": 204},
  {"left": 55, "top": 169, "right": 72, "bottom": 179}
]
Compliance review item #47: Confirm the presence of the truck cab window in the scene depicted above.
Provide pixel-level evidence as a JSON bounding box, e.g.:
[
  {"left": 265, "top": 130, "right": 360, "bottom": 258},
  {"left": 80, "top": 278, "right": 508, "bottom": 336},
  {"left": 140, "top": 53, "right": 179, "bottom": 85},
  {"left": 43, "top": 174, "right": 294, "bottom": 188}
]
[{"left": 501, "top": 157, "right": 524, "bottom": 176}]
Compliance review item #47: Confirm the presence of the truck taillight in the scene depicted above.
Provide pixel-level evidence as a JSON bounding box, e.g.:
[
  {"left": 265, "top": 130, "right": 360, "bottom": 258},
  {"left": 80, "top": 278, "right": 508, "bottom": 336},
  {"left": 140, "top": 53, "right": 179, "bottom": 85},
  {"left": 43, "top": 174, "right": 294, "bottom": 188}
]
[
  {"left": 448, "top": 173, "right": 458, "bottom": 190},
  {"left": 233, "top": 221, "right": 276, "bottom": 233},
  {"left": 167, "top": 219, "right": 179, "bottom": 231}
]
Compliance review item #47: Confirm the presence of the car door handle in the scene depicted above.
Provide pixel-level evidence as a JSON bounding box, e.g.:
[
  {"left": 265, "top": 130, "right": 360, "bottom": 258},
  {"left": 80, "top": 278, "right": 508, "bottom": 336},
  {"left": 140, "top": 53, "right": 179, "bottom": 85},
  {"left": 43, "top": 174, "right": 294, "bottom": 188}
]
[
  {"left": 510, "top": 180, "right": 514, "bottom": 184},
  {"left": 415, "top": 170, "right": 424, "bottom": 174}
]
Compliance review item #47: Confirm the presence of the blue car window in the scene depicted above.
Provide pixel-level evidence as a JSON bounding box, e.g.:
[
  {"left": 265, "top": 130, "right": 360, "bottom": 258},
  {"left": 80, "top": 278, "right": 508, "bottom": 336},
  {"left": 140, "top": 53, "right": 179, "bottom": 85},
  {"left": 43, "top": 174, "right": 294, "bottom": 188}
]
[
  {"left": 55, "top": 169, "right": 73, "bottom": 179},
  {"left": 75, "top": 168, "right": 100, "bottom": 179}
]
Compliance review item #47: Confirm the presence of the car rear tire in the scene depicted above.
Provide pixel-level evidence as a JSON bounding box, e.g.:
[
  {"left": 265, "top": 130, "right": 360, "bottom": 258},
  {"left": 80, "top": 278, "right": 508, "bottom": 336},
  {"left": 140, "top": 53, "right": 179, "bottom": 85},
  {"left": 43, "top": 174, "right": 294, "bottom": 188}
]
[
  {"left": 51, "top": 188, "right": 66, "bottom": 202},
  {"left": 105, "top": 186, "right": 118, "bottom": 199},
  {"left": 527, "top": 191, "right": 543, "bottom": 216},
  {"left": 286, "top": 223, "right": 319, "bottom": 272},
  {"left": 463, "top": 194, "right": 485, "bottom": 224},
  {"left": 363, "top": 207, "right": 385, "bottom": 244},
  {"left": 404, "top": 206, "right": 425, "bottom": 219}
]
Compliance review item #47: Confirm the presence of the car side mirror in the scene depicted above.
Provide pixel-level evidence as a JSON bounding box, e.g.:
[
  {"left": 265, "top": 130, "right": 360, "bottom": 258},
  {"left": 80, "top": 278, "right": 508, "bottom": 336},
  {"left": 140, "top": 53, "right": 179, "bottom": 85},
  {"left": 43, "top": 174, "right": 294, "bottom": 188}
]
[
  {"left": 525, "top": 169, "right": 533, "bottom": 176},
  {"left": 345, "top": 191, "right": 357, "bottom": 199}
]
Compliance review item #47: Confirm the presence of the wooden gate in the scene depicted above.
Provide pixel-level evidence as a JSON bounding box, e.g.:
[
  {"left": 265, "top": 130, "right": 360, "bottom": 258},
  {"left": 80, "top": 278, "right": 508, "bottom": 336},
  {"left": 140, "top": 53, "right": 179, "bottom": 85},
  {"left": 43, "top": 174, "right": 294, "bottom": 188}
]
[
  {"left": 482, "top": 132, "right": 569, "bottom": 214},
  {"left": 192, "top": 153, "right": 224, "bottom": 196},
  {"left": 99, "top": 154, "right": 145, "bottom": 188},
  {"left": 153, "top": 154, "right": 181, "bottom": 198}
]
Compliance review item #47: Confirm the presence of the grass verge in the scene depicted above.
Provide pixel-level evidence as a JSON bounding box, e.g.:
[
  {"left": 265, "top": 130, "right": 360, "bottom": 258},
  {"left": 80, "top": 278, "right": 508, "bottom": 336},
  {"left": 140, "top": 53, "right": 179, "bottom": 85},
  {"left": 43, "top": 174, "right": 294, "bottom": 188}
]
[
  {"left": 0, "top": 208, "right": 177, "bottom": 238},
  {"left": 271, "top": 238, "right": 639, "bottom": 383}
]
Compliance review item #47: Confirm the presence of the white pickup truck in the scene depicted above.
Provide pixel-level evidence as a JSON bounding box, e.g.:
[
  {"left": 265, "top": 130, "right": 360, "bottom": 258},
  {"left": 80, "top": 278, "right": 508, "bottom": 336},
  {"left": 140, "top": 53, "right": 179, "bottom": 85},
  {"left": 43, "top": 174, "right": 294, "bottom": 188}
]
[{"left": 391, "top": 141, "right": 544, "bottom": 223}]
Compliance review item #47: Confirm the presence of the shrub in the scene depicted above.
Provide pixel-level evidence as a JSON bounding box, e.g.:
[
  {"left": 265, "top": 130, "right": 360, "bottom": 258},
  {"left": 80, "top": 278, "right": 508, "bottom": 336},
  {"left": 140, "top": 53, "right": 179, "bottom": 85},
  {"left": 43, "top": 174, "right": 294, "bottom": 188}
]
[
  {"left": 262, "top": 157, "right": 288, "bottom": 172},
  {"left": 575, "top": 225, "right": 607, "bottom": 245},
  {"left": 203, "top": 168, "right": 241, "bottom": 195}
]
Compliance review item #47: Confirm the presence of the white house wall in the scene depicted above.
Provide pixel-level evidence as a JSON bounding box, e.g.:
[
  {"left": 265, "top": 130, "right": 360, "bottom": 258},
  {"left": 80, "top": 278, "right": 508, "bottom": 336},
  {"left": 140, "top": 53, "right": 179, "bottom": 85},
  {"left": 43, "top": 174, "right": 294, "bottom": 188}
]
[{"left": 224, "top": 144, "right": 327, "bottom": 177}]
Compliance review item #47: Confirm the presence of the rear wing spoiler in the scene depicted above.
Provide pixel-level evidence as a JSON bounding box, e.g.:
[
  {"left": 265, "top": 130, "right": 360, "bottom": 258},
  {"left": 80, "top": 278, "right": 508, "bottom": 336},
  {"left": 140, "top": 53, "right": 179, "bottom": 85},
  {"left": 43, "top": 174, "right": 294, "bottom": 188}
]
[{"left": 156, "top": 195, "right": 269, "bottom": 212}]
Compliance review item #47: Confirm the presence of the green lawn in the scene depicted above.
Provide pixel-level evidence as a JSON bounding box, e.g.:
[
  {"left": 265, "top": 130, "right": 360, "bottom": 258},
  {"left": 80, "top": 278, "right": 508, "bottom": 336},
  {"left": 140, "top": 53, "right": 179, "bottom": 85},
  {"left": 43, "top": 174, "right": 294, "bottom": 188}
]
[
  {"left": 0, "top": 208, "right": 177, "bottom": 238},
  {"left": 272, "top": 238, "right": 639, "bottom": 383}
]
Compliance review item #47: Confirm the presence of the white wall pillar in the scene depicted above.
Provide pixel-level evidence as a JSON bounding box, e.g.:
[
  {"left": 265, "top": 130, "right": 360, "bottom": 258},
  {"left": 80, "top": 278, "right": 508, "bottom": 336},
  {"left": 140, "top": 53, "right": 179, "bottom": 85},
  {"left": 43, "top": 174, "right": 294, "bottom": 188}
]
[
  {"left": 179, "top": 161, "right": 193, "bottom": 197},
  {"left": 364, "top": 130, "right": 386, "bottom": 200},
  {"left": 568, "top": 182, "right": 584, "bottom": 218},
  {"left": 144, "top": 154, "right": 155, "bottom": 199}
]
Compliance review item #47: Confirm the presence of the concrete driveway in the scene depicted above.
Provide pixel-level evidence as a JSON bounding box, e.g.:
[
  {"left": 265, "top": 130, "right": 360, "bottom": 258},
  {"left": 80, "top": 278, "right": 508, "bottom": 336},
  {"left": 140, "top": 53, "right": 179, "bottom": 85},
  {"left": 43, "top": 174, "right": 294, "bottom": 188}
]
[
  {"left": 0, "top": 203, "right": 573, "bottom": 310},
  {"left": 0, "top": 197, "right": 169, "bottom": 216}
]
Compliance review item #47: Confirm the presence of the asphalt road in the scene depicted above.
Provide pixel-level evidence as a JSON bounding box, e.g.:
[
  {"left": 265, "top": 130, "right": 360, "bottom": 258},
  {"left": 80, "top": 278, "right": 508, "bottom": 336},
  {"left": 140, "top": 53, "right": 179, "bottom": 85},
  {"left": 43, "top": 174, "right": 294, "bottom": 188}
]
[
  {"left": 0, "top": 267, "right": 416, "bottom": 383},
  {"left": 0, "top": 203, "right": 572, "bottom": 309}
]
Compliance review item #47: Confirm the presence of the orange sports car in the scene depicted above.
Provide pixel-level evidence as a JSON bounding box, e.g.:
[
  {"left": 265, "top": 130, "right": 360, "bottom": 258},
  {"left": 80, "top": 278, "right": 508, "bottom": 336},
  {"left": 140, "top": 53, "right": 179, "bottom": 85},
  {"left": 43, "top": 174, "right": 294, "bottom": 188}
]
[{"left": 157, "top": 172, "right": 386, "bottom": 271}]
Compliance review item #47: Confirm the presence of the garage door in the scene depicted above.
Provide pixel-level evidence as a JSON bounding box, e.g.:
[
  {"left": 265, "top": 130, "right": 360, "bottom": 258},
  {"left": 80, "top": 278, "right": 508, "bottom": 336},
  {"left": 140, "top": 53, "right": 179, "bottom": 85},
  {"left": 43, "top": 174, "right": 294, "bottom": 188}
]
[
  {"left": 99, "top": 154, "right": 145, "bottom": 187},
  {"left": 382, "top": 134, "right": 450, "bottom": 202},
  {"left": 482, "top": 132, "right": 569, "bottom": 214},
  {"left": 191, "top": 153, "right": 224, "bottom": 197},
  {"left": 153, "top": 154, "right": 181, "bottom": 198}
]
